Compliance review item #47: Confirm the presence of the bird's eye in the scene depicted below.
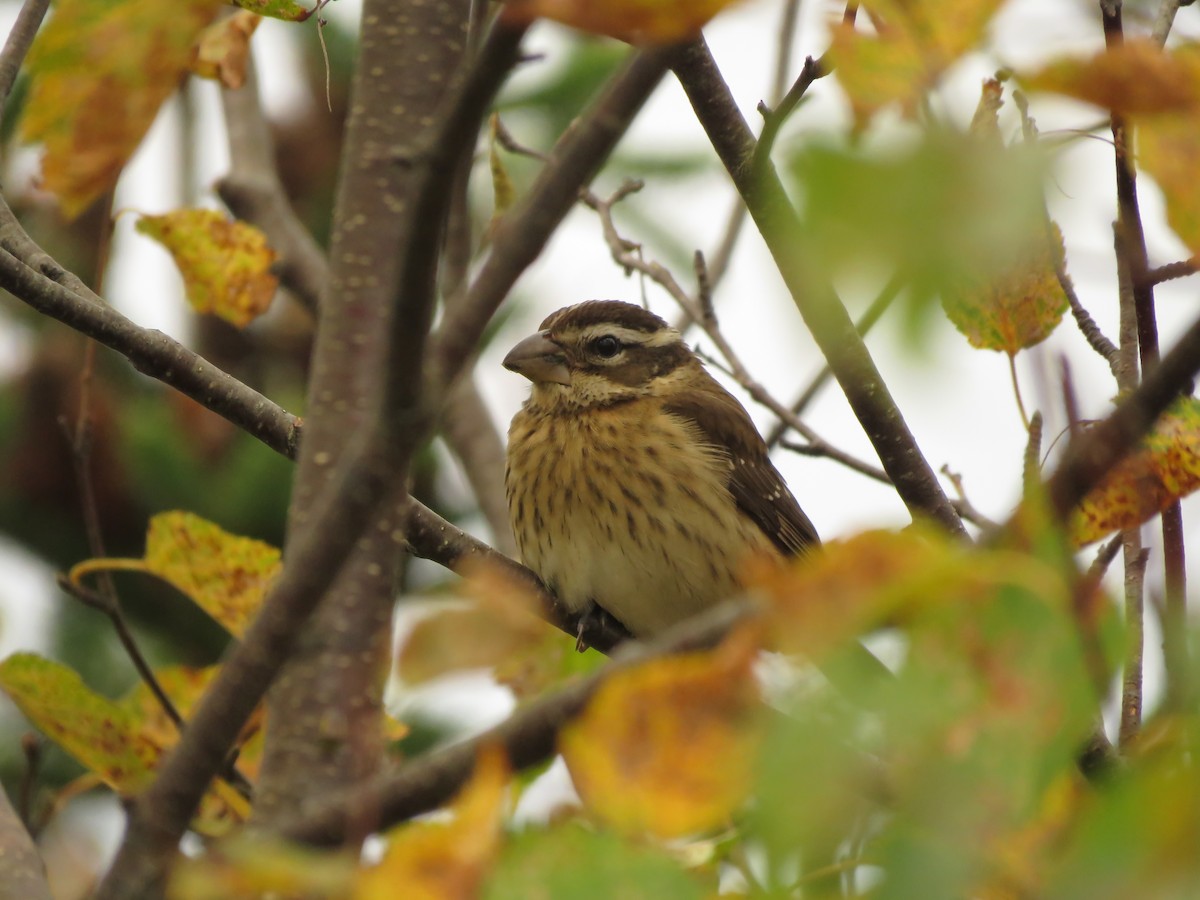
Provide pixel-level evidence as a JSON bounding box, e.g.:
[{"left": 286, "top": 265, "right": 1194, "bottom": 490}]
[{"left": 590, "top": 335, "right": 622, "bottom": 358}]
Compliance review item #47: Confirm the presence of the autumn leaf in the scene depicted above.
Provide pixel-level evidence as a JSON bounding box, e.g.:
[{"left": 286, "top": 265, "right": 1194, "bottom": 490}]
[
  {"left": 356, "top": 746, "right": 510, "bottom": 900},
  {"left": 190, "top": 10, "right": 261, "bottom": 89},
  {"left": 232, "top": 0, "right": 314, "bottom": 21},
  {"left": 136, "top": 209, "right": 279, "bottom": 328},
  {"left": 119, "top": 665, "right": 266, "bottom": 781},
  {"left": 399, "top": 562, "right": 591, "bottom": 698},
  {"left": 501, "top": 0, "right": 742, "bottom": 43},
  {"left": 748, "top": 529, "right": 948, "bottom": 658},
  {"left": 828, "top": 0, "right": 1005, "bottom": 124},
  {"left": 1138, "top": 112, "right": 1200, "bottom": 257},
  {"left": 1069, "top": 397, "right": 1200, "bottom": 546},
  {"left": 0, "top": 653, "right": 159, "bottom": 794},
  {"left": 559, "top": 627, "right": 763, "bottom": 838},
  {"left": 943, "top": 221, "right": 1069, "bottom": 354},
  {"left": 1021, "top": 40, "right": 1200, "bottom": 117},
  {"left": 171, "top": 836, "right": 358, "bottom": 900},
  {"left": 20, "top": 0, "right": 224, "bottom": 218},
  {"left": 0, "top": 654, "right": 250, "bottom": 835},
  {"left": 69, "top": 511, "right": 281, "bottom": 638}
]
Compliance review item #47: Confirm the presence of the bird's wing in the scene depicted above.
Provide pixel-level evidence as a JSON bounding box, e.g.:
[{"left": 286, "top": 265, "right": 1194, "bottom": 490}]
[{"left": 664, "top": 373, "right": 820, "bottom": 557}]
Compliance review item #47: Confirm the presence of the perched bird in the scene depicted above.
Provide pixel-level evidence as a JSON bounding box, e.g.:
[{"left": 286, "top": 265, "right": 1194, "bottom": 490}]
[{"left": 503, "top": 300, "right": 818, "bottom": 640}]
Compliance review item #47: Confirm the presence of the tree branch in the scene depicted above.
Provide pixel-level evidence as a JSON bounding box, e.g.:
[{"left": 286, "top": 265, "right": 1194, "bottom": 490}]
[
  {"left": 0, "top": 0, "right": 48, "bottom": 110},
  {"left": 93, "top": 11, "right": 531, "bottom": 897},
  {"left": 430, "top": 44, "right": 672, "bottom": 391},
  {"left": 668, "top": 38, "right": 968, "bottom": 540},
  {"left": 0, "top": 787, "right": 52, "bottom": 900}
]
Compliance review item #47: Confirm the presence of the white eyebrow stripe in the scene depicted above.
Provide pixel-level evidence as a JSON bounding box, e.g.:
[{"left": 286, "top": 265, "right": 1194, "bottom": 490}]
[{"left": 576, "top": 324, "right": 681, "bottom": 347}]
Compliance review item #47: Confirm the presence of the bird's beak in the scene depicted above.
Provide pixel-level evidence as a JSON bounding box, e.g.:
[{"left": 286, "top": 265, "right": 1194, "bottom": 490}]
[{"left": 503, "top": 331, "right": 571, "bottom": 386}]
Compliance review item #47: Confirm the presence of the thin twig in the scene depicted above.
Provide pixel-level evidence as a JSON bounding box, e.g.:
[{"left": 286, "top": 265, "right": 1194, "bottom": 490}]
[
  {"left": 1013, "top": 90, "right": 1120, "bottom": 377},
  {"left": 17, "top": 733, "right": 41, "bottom": 830},
  {"left": 1143, "top": 258, "right": 1198, "bottom": 285},
  {"left": 766, "top": 275, "right": 902, "bottom": 447},
  {"left": 751, "top": 0, "right": 857, "bottom": 172},
  {"left": 54, "top": 576, "right": 185, "bottom": 731},
  {"left": 431, "top": 45, "right": 671, "bottom": 392},
  {"left": 1152, "top": 0, "right": 1186, "bottom": 46},
  {"left": 940, "top": 464, "right": 1000, "bottom": 530},
  {"left": 0, "top": 0, "right": 49, "bottom": 111},
  {"left": 584, "top": 182, "right": 891, "bottom": 485},
  {"left": 670, "top": 37, "right": 969, "bottom": 540}
]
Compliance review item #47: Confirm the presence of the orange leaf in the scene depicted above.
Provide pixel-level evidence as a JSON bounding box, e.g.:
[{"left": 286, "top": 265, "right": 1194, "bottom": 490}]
[
  {"left": 749, "top": 528, "right": 952, "bottom": 659},
  {"left": 559, "top": 627, "right": 762, "bottom": 838},
  {"left": 1069, "top": 398, "right": 1200, "bottom": 546},
  {"left": 1021, "top": 40, "right": 1200, "bottom": 117},
  {"left": 190, "top": 10, "right": 261, "bottom": 89},
  {"left": 356, "top": 746, "right": 509, "bottom": 900},
  {"left": 19, "top": 0, "right": 224, "bottom": 218},
  {"left": 501, "top": 0, "right": 742, "bottom": 43},
  {"left": 943, "top": 221, "right": 1069, "bottom": 354},
  {"left": 136, "top": 209, "right": 279, "bottom": 327}
]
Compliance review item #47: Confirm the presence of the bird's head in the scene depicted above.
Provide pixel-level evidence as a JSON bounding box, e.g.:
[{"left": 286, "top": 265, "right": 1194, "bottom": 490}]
[{"left": 503, "top": 300, "right": 694, "bottom": 410}]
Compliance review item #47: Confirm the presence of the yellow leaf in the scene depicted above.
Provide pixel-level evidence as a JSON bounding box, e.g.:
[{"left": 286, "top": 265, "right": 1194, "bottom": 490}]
[
  {"left": 1069, "top": 398, "right": 1200, "bottom": 546},
  {"left": 501, "top": 0, "right": 743, "bottom": 43},
  {"left": 142, "top": 511, "right": 280, "bottom": 636},
  {"left": 559, "top": 628, "right": 762, "bottom": 838},
  {"left": 136, "top": 209, "right": 279, "bottom": 327},
  {"left": 0, "top": 653, "right": 158, "bottom": 794},
  {"left": 70, "top": 512, "right": 280, "bottom": 637},
  {"left": 1138, "top": 111, "right": 1200, "bottom": 257},
  {"left": 170, "top": 836, "right": 358, "bottom": 900},
  {"left": 356, "top": 746, "right": 509, "bottom": 900},
  {"left": 19, "top": 0, "right": 225, "bottom": 218},
  {"left": 1021, "top": 40, "right": 1200, "bottom": 117},
  {"left": 190, "top": 10, "right": 261, "bottom": 89},
  {"left": 943, "top": 221, "right": 1069, "bottom": 354},
  {"left": 829, "top": 0, "right": 1005, "bottom": 125},
  {"left": 0, "top": 654, "right": 248, "bottom": 835}
]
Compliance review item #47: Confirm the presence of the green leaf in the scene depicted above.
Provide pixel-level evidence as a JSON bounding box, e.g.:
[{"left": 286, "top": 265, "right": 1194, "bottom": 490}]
[
  {"left": 485, "top": 824, "right": 707, "bottom": 900},
  {"left": 231, "top": 0, "right": 314, "bottom": 22},
  {"left": 0, "top": 653, "right": 157, "bottom": 793}
]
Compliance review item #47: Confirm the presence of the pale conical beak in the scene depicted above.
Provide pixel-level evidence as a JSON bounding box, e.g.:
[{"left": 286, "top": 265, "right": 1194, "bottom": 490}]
[{"left": 503, "top": 331, "right": 571, "bottom": 386}]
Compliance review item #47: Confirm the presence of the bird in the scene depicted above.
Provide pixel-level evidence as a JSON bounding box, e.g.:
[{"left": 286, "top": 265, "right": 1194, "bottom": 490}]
[{"left": 503, "top": 299, "right": 819, "bottom": 641}]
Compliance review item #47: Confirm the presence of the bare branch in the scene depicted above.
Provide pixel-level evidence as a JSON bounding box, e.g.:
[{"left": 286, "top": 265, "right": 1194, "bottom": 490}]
[{"left": 0, "top": 0, "right": 49, "bottom": 111}]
